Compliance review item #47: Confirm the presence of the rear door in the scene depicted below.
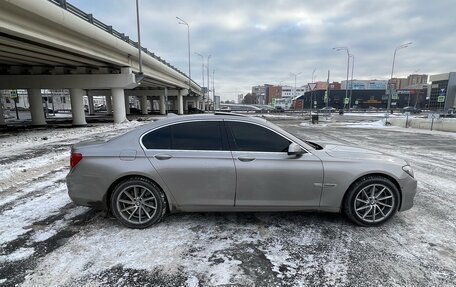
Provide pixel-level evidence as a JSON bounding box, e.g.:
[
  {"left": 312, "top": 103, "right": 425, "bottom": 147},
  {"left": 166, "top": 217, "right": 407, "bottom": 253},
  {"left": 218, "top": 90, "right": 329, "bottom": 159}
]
[
  {"left": 225, "top": 121, "right": 323, "bottom": 207},
  {"left": 141, "top": 120, "right": 236, "bottom": 208}
]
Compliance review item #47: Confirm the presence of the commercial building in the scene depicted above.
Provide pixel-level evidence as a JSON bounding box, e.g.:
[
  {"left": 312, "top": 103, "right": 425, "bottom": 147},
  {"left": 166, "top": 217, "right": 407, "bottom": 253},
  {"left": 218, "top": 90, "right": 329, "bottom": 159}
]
[
  {"left": 341, "top": 80, "right": 388, "bottom": 90},
  {"left": 293, "top": 89, "right": 428, "bottom": 110},
  {"left": 281, "top": 86, "right": 307, "bottom": 98},
  {"left": 407, "top": 74, "right": 428, "bottom": 86},
  {"left": 266, "top": 85, "right": 282, "bottom": 105},
  {"left": 428, "top": 72, "right": 456, "bottom": 111},
  {"left": 251, "top": 85, "right": 267, "bottom": 105}
]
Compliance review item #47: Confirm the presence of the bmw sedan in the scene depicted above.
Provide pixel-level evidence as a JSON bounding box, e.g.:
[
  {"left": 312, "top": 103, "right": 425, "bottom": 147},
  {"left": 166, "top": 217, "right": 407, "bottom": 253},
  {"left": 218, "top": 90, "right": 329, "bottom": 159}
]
[{"left": 66, "top": 113, "right": 417, "bottom": 228}]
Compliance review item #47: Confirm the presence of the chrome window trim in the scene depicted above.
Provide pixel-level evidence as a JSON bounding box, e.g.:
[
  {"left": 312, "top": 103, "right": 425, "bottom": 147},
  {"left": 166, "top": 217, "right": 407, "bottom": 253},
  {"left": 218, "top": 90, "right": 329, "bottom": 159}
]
[{"left": 139, "top": 118, "right": 311, "bottom": 154}]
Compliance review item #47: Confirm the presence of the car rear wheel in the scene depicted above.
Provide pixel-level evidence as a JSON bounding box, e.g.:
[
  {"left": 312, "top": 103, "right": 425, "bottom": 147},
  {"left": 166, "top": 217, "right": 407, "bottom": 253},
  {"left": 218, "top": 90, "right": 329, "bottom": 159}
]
[
  {"left": 344, "top": 176, "right": 400, "bottom": 226},
  {"left": 110, "top": 178, "right": 166, "bottom": 229}
]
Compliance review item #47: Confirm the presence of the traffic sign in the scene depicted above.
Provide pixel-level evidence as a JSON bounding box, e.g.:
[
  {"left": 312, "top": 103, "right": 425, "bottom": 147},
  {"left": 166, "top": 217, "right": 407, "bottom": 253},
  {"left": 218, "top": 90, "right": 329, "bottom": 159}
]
[
  {"left": 439, "top": 88, "right": 446, "bottom": 97},
  {"left": 308, "top": 83, "right": 317, "bottom": 91},
  {"left": 437, "top": 96, "right": 445, "bottom": 103},
  {"left": 10, "top": 89, "right": 18, "bottom": 99},
  {"left": 344, "top": 98, "right": 349, "bottom": 104},
  {"left": 428, "top": 113, "right": 440, "bottom": 120}
]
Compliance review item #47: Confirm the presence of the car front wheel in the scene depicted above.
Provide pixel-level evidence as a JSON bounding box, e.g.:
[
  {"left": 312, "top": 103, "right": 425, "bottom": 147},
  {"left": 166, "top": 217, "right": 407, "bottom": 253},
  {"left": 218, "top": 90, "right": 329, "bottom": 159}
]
[
  {"left": 344, "top": 176, "right": 400, "bottom": 226},
  {"left": 110, "top": 178, "right": 166, "bottom": 229}
]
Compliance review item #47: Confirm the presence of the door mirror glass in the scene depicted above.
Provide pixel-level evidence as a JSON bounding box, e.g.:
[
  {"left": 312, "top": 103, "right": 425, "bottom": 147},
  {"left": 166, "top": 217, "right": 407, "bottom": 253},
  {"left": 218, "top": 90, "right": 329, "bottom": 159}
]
[{"left": 287, "top": 142, "right": 305, "bottom": 156}]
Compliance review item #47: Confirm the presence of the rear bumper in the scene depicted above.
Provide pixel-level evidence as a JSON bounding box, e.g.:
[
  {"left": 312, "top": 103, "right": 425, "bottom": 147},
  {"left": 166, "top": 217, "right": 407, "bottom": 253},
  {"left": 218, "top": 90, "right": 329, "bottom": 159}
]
[
  {"left": 398, "top": 176, "right": 417, "bottom": 211},
  {"left": 66, "top": 168, "right": 108, "bottom": 210}
]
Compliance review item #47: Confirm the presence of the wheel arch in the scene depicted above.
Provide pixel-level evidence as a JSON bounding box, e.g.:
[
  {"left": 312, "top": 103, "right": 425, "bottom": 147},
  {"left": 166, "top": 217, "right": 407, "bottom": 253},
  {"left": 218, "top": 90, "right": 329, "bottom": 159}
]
[
  {"left": 341, "top": 173, "right": 403, "bottom": 212},
  {"left": 104, "top": 174, "right": 173, "bottom": 213}
]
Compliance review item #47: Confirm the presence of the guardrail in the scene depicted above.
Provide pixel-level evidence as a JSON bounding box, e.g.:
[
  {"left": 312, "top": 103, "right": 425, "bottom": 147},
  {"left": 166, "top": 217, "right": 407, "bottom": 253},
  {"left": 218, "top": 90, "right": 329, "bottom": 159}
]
[{"left": 48, "top": 0, "right": 200, "bottom": 88}]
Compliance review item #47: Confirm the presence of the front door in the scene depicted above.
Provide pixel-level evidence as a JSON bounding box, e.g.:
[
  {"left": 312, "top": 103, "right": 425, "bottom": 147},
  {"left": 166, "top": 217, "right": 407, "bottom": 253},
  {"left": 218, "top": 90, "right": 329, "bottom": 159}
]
[{"left": 225, "top": 121, "right": 323, "bottom": 207}]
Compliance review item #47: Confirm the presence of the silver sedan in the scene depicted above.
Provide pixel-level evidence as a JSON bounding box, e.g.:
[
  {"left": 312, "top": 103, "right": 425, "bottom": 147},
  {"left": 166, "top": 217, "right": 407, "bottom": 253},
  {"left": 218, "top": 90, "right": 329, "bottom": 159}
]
[{"left": 66, "top": 113, "right": 417, "bottom": 228}]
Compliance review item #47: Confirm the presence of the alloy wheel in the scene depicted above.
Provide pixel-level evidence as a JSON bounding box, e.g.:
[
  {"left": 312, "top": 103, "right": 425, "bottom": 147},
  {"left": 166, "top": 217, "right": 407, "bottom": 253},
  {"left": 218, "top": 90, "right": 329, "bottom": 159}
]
[
  {"left": 353, "top": 183, "right": 395, "bottom": 223},
  {"left": 116, "top": 185, "right": 158, "bottom": 224}
]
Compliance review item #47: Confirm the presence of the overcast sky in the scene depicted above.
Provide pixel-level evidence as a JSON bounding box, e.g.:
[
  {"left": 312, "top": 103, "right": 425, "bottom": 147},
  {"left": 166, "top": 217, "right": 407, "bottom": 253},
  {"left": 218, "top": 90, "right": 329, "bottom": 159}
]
[{"left": 71, "top": 0, "right": 456, "bottom": 100}]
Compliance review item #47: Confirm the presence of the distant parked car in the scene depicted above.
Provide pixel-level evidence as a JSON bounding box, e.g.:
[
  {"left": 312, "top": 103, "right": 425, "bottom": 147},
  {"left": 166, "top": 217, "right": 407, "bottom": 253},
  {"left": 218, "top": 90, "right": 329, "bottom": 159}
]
[
  {"left": 402, "top": 106, "right": 421, "bottom": 114},
  {"left": 95, "top": 104, "right": 106, "bottom": 112},
  {"left": 188, "top": 107, "right": 205, "bottom": 114},
  {"left": 67, "top": 114, "right": 417, "bottom": 229},
  {"left": 274, "top": 106, "right": 285, "bottom": 113},
  {"left": 129, "top": 107, "right": 142, "bottom": 114},
  {"left": 320, "top": 107, "right": 336, "bottom": 112}
]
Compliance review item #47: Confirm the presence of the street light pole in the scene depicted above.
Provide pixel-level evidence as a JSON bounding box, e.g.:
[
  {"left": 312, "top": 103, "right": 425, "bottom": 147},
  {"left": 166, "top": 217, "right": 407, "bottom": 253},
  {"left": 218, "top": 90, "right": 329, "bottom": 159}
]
[
  {"left": 207, "top": 55, "right": 211, "bottom": 106},
  {"left": 333, "top": 47, "right": 350, "bottom": 111},
  {"left": 290, "top": 72, "right": 302, "bottom": 98},
  {"left": 195, "top": 52, "right": 205, "bottom": 108},
  {"left": 135, "top": 0, "right": 142, "bottom": 74},
  {"left": 387, "top": 42, "right": 412, "bottom": 112},
  {"left": 212, "top": 69, "right": 215, "bottom": 107},
  {"left": 176, "top": 16, "right": 191, "bottom": 91},
  {"left": 349, "top": 54, "right": 354, "bottom": 109}
]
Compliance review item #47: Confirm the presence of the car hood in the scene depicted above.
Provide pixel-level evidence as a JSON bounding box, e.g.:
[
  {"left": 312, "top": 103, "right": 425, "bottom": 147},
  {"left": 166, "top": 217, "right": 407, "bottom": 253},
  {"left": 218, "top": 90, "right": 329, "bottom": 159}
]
[{"left": 310, "top": 141, "right": 407, "bottom": 164}]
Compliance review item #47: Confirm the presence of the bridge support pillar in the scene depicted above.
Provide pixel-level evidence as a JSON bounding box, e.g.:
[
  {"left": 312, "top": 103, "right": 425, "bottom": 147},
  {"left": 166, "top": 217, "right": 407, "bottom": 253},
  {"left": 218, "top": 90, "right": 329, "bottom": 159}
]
[
  {"left": 70, "top": 88, "right": 87, "bottom": 126},
  {"left": 106, "top": 95, "right": 112, "bottom": 115},
  {"left": 125, "top": 95, "right": 131, "bottom": 115},
  {"left": 177, "top": 95, "right": 184, "bottom": 115},
  {"left": 0, "top": 95, "right": 5, "bottom": 126},
  {"left": 159, "top": 95, "right": 166, "bottom": 115},
  {"left": 141, "top": 96, "right": 148, "bottom": 115},
  {"left": 112, "top": 88, "right": 127, "bottom": 124},
  {"left": 88, "top": 95, "right": 95, "bottom": 115},
  {"left": 28, "top": 89, "right": 46, "bottom": 126}
]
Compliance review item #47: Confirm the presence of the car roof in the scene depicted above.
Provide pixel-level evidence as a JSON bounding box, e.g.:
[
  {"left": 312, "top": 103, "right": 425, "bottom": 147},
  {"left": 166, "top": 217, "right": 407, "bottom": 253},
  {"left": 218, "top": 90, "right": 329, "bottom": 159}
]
[{"left": 121, "top": 113, "right": 269, "bottom": 138}]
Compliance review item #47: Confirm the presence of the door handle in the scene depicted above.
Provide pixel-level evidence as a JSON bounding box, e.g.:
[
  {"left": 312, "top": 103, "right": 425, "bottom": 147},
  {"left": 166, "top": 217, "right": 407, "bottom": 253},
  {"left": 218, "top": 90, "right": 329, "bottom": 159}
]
[
  {"left": 154, "top": 154, "right": 172, "bottom": 160},
  {"left": 238, "top": 156, "right": 255, "bottom": 162}
]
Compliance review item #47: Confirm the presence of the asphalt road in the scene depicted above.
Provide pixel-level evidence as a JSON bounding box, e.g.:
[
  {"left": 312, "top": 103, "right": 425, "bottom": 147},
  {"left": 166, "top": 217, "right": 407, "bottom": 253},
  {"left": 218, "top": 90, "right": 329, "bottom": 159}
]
[{"left": 0, "top": 117, "right": 455, "bottom": 287}]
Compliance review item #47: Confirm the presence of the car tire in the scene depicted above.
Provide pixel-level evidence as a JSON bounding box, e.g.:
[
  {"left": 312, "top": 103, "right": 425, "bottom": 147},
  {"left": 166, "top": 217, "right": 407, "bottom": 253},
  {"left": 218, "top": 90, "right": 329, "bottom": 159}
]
[
  {"left": 343, "top": 176, "right": 400, "bottom": 227},
  {"left": 110, "top": 177, "right": 166, "bottom": 229}
]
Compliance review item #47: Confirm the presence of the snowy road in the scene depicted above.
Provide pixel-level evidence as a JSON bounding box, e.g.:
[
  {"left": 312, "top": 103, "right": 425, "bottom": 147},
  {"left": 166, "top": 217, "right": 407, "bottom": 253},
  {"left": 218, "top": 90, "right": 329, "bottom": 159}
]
[{"left": 0, "top": 118, "right": 455, "bottom": 286}]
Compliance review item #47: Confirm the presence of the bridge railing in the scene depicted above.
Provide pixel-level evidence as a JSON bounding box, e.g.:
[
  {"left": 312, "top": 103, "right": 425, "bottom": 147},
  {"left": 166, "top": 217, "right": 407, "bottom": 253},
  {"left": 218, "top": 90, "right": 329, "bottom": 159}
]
[{"left": 48, "top": 0, "right": 200, "bottom": 88}]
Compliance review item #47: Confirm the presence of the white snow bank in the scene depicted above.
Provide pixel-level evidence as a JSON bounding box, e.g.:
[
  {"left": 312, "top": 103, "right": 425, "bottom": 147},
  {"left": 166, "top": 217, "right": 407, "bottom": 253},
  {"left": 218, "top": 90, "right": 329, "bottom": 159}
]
[{"left": 0, "top": 247, "right": 35, "bottom": 263}]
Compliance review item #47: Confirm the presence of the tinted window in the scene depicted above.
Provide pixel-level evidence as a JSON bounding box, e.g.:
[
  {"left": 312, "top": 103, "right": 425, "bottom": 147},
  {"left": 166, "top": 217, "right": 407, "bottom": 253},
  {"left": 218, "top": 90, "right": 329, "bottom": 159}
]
[
  {"left": 172, "top": 121, "right": 223, "bottom": 150},
  {"left": 142, "top": 126, "right": 171, "bottom": 149},
  {"left": 228, "top": 122, "right": 290, "bottom": 152}
]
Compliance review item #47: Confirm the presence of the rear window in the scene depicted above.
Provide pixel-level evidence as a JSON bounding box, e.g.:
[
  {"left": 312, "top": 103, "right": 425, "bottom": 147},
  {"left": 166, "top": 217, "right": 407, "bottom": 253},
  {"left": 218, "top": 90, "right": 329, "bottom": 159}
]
[
  {"left": 142, "top": 126, "right": 171, "bottom": 149},
  {"left": 142, "top": 121, "right": 223, "bottom": 150}
]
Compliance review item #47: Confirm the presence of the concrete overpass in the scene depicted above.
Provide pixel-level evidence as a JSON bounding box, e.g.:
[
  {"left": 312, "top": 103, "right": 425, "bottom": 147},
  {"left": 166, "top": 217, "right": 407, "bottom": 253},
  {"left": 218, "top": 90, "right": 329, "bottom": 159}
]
[{"left": 0, "top": 0, "right": 202, "bottom": 126}]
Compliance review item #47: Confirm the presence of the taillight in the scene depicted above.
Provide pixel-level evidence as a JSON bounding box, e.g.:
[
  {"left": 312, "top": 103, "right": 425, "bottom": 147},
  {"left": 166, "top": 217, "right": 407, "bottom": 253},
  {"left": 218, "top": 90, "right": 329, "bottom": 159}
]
[{"left": 70, "top": 152, "right": 83, "bottom": 168}]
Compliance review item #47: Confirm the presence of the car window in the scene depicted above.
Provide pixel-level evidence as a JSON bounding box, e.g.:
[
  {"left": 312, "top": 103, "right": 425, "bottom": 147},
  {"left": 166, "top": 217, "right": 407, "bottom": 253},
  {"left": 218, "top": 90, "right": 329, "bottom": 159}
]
[
  {"left": 172, "top": 121, "right": 223, "bottom": 150},
  {"left": 142, "top": 126, "right": 171, "bottom": 149},
  {"left": 227, "top": 121, "right": 290, "bottom": 152}
]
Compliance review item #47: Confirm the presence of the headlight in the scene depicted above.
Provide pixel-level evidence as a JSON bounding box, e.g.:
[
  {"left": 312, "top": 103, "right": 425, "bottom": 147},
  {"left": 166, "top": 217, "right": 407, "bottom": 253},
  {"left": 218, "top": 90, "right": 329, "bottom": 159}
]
[{"left": 402, "top": 165, "right": 414, "bottom": 178}]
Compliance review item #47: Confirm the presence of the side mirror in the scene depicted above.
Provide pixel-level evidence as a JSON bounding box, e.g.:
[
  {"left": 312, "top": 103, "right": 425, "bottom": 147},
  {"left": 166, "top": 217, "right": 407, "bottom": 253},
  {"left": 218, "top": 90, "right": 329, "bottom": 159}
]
[{"left": 287, "top": 142, "right": 305, "bottom": 156}]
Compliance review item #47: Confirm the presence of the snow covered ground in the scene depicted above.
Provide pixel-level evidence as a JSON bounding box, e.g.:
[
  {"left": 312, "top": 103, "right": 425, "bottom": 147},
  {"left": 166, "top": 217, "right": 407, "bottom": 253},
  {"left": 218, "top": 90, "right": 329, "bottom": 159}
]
[{"left": 0, "top": 117, "right": 455, "bottom": 286}]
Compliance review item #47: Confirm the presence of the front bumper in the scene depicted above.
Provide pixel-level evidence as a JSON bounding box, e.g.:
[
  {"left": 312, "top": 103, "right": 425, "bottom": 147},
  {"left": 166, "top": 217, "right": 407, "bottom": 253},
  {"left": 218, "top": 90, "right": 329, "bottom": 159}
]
[{"left": 398, "top": 175, "right": 418, "bottom": 211}]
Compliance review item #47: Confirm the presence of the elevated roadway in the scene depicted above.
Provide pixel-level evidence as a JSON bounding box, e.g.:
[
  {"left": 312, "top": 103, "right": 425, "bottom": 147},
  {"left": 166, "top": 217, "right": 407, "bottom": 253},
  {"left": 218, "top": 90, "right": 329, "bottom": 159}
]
[{"left": 0, "top": 0, "right": 202, "bottom": 125}]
